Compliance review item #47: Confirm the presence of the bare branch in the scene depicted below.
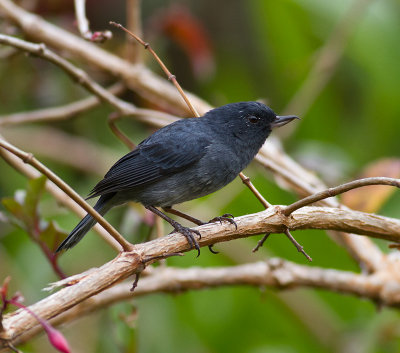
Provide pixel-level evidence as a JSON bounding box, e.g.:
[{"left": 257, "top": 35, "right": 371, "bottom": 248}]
[
  {"left": 1, "top": 187, "right": 400, "bottom": 345},
  {"left": 5, "top": 255, "right": 400, "bottom": 346},
  {"left": 0, "top": 137, "right": 133, "bottom": 252},
  {"left": 0, "top": 135, "right": 122, "bottom": 251},
  {"left": 73, "top": 0, "right": 112, "bottom": 42},
  {"left": 110, "top": 21, "right": 200, "bottom": 117},
  {"left": 0, "top": 33, "right": 179, "bottom": 129},
  {"left": 3, "top": 204, "right": 400, "bottom": 344},
  {"left": 284, "top": 177, "right": 400, "bottom": 216}
]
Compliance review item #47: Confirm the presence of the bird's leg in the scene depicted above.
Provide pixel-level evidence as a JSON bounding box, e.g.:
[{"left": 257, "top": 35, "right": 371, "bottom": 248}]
[
  {"left": 163, "top": 207, "right": 237, "bottom": 228},
  {"left": 146, "top": 206, "right": 201, "bottom": 257},
  {"left": 162, "top": 207, "right": 204, "bottom": 226}
]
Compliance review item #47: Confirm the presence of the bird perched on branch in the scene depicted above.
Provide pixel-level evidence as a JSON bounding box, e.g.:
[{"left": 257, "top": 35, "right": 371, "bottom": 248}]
[{"left": 56, "top": 101, "right": 298, "bottom": 255}]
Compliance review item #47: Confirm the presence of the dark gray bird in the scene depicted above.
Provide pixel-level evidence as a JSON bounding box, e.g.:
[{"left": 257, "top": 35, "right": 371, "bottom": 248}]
[{"left": 56, "top": 102, "right": 298, "bottom": 255}]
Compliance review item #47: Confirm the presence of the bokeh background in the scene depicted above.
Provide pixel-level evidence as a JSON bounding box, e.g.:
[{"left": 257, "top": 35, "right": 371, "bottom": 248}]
[{"left": 1, "top": 0, "right": 400, "bottom": 352}]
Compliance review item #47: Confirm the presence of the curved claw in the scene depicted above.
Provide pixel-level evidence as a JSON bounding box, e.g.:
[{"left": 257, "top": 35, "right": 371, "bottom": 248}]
[
  {"left": 174, "top": 224, "right": 201, "bottom": 257},
  {"left": 208, "top": 244, "right": 219, "bottom": 254},
  {"left": 209, "top": 214, "right": 237, "bottom": 230}
]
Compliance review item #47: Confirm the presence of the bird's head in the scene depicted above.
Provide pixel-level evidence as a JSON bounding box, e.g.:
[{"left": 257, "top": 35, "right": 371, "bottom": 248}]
[{"left": 204, "top": 101, "right": 299, "bottom": 142}]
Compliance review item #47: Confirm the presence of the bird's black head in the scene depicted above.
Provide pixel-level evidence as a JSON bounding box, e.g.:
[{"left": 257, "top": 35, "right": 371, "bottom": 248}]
[{"left": 204, "top": 101, "right": 299, "bottom": 144}]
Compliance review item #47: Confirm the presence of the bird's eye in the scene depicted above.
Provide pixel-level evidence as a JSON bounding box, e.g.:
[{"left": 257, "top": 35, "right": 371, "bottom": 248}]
[{"left": 247, "top": 115, "right": 260, "bottom": 124}]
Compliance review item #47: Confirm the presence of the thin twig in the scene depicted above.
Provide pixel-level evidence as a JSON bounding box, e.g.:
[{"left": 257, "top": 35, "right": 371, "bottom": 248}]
[
  {"left": 74, "top": 0, "right": 112, "bottom": 42},
  {"left": 108, "top": 112, "right": 136, "bottom": 150},
  {"left": 284, "top": 177, "right": 400, "bottom": 216},
  {"left": 284, "top": 229, "right": 312, "bottom": 261},
  {"left": 109, "top": 21, "right": 200, "bottom": 117},
  {"left": 0, "top": 135, "right": 122, "bottom": 251},
  {"left": 240, "top": 174, "right": 272, "bottom": 208},
  {"left": 0, "top": 138, "right": 133, "bottom": 252},
  {"left": 252, "top": 233, "right": 270, "bottom": 252}
]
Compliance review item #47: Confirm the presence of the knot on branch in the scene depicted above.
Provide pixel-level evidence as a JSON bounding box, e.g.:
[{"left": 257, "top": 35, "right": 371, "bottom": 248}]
[
  {"left": 22, "top": 152, "right": 34, "bottom": 164},
  {"left": 273, "top": 205, "right": 291, "bottom": 228},
  {"left": 37, "top": 43, "right": 46, "bottom": 54},
  {"left": 267, "top": 258, "right": 296, "bottom": 288}
]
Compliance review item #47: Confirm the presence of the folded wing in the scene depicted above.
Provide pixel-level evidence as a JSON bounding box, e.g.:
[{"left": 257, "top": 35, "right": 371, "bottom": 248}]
[{"left": 87, "top": 120, "right": 211, "bottom": 198}]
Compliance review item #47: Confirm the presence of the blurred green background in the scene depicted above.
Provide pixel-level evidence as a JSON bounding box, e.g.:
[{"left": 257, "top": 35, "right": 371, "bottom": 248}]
[{"left": 1, "top": 0, "right": 400, "bottom": 352}]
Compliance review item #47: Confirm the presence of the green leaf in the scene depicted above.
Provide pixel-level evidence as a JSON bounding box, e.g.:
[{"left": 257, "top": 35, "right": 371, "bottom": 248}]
[
  {"left": 39, "top": 220, "right": 68, "bottom": 252},
  {"left": 1, "top": 176, "right": 47, "bottom": 234},
  {"left": 24, "top": 175, "right": 47, "bottom": 221},
  {"left": 1, "top": 197, "right": 27, "bottom": 230}
]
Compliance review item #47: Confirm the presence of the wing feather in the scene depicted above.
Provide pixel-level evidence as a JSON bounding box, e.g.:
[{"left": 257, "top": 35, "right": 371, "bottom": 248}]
[{"left": 87, "top": 119, "right": 211, "bottom": 199}]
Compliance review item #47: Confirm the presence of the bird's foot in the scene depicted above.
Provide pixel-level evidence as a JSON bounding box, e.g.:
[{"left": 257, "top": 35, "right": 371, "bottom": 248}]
[
  {"left": 171, "top": 221, "right": 201, "bottom": 257},
  {"left": 206, "top": 214, "right": 237, "bottom": 255},
  {"left": 208, "top": 213, "right": 237, "bottom": 230}
]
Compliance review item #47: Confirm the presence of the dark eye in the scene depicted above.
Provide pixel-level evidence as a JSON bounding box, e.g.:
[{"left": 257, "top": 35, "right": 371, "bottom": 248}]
[{"left": 247, "top": 115, "right": 260, "bottom": 124}]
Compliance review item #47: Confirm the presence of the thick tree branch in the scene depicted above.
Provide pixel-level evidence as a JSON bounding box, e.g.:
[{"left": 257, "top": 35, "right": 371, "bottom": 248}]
[
  {"left": 5, "top": 252, "right": 400, "bottom": 347},
  {"left": 1, "top": 205, "right": 400, "bottom": 345}
]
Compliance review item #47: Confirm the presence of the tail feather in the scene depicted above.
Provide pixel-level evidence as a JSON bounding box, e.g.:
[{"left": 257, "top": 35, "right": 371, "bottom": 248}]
[{"left": 56, "top": 194, "right": 114, "bottom": 252}]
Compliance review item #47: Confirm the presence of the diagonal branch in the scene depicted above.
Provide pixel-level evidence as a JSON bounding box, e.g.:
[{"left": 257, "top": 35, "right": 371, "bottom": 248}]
[
  {"left": 0, "top": 134, "right": 122, "bottom": 251},
  {"left": 0, "top": 137, "right": 133, "bottom": 252}
]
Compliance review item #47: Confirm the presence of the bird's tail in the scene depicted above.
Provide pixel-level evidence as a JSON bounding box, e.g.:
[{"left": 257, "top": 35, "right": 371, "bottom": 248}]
[{"left": 55, "top": 194, "right": 114, "bottom": 252}]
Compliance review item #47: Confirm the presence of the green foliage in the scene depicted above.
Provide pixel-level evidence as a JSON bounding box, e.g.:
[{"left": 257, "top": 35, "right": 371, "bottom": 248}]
[
  {"left": 2, "top": 176, "right": 47, "bottom": 232},
  {"left": 1, "top": 175, "right": 67, "bottom": 252}
]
